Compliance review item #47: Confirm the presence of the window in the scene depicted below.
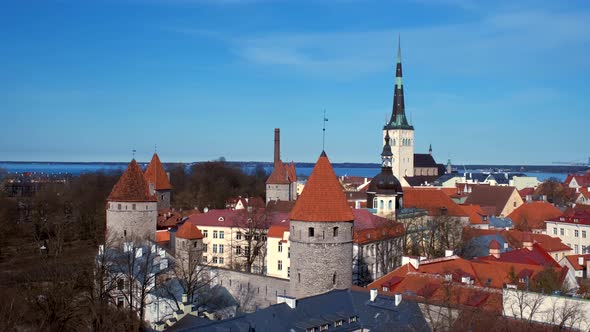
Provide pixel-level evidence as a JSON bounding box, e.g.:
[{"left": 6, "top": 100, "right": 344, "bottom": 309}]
[
  {"left": 278, "top": 260, "right": 283, "bottom": 271},
  {"left": 560, "top": 228, "right": 565, "bottom": 236},
  {"left": 583, "top": 245, "right": 587, "bottom": 253},
  {"left": 117, "top": 297, "right": 124, "bottom": 308},
  {"left": 349, "top": 316, "right": 358, "bottom": 323},
  {"left": 278, "top": 242, "right": 283, "bottom": 252},
  {"left": 335, "top": 320, "right": 343, "bottom": 327},
  {"left": 118, "top": 204, "right": 122, "bottom": 210},
  {"left": 219, "top": 257, "right": 224, "bottom": 264},
  {"left": 388, "top": 200, "right": 393, "bottom": 209},
  {"left": 288, "top": 247, "right": 291, "bottom": 258},
  {"left": 213, "top": 244, "right": 218, "bottom": 253},
  {"left": 245, "top": 246, "right": 250, "bottom": 256},
  {"left": 193, "top": 241, "right": 198, "bottom": 248},
  {"left": 236, "top": 232, "right": 242, "bottom": 240},
  {"left": 380, "top": 200, "right": 384, "bottom": 209},
  {"left": 288, "top": 267, "right": 290, "bottom": 277},
  {"left": 219, "top": 231, "right": 225, "bottom": 239},
  {"left": 553, "top": 227, "right": 557, "bottom": 235},
  {"left": 308, "top": 227, "right": 314, "bottom": 237},
  {"left": 575, "top": 230, "right": 579, "bottom": 238},
  {"left": 124, "top": 230, "right": 127, "bottom": 237},
  {"left": 203, "top": 244, "right": 208, "bottom": 253},
  {"left": 373, "top": 197, "right": 378, "bottom": 208},
  {"left": 583, "top": 231, "right": 587, "bottom": 238},
  {"left": 219, "top": 244, "right": 224, "bottom": 254},
  {"left": 320, "top": 324, "right": 328, "bottom": 331},
  {"left": 202, "top": 255, "right": 208, "bottom": 262},
  {"left": 117, "top": 279, "right": 124, "bottom": 290},
  {"left": 575, "top": 245, "right": 579, "bottom": 254},
  {"left": 203, "top": 230, "right": 208, "bottom": 238},
  {"left": 306, "top": 328, "right": 316, "bottom": 332},
  {"left": 212, "top": 257, "right": 218, "bottom": 264},
  {"left": 513, "top": 201, "right": 517, "bottom": 207},
  {"left": 333, "top": 272, "right": 336, "bottom": 285},
  {"left": 298, "top": 273, "right": 301, "bottom": 283},
  {"left": 213, "top": 231, "right": 218, "bottom": 239},
  {"left": 132, "top": 203, "right": 136, "bottom": 210},
  {"left": 333, "top": 227, "right": 338, "bottom": 237},
  {"left": 235, "top": 246, "right": 241, "bottom": 255}
]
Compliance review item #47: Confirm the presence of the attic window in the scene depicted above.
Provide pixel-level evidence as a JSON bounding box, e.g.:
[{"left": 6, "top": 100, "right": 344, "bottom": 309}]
[
  {"left": 335, "top": 320, "right": 343, "bottom": 327},
  {"left": 320, "top": 324, "right": 329, "bottom": 331},
  {"left": 306, "top": 328, "right": 316, "bottom": 332},
  {"left": 218, "top": 217, "right": 224, "bottom": 222},
  {"left": 349, "top": 316, "right": 358, "bottom": 323}
]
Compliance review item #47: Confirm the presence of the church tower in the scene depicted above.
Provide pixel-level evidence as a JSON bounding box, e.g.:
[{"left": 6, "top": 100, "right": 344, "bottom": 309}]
[
  {"left": 384, "top": 37, "right": 414, "bottom": 181},
  {"left": 367, "top": 132, "right": 403, "bottom": 217},
  {"left": 289, "top": 151, "right": 354, "bottom": 299}
]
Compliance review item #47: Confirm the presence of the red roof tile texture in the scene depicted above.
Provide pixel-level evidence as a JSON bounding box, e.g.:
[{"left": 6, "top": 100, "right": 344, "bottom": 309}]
[
  {"left": 267, "top": 160, "right": 297, "bottom": 185},
  {"left": 289, "top": 152, "right": 354, "bottom": 222},
  {"left": 144, "top": 153, "right": 172, "bottom": 191},
  {"left": 108, "top": 159, "right": 157, "bottom": 202},
  {"left": 565, "top": 254, "right": 590, "bottom": 270},
  {"left": 507, "top": 201, "right": 562, "bottom": 230},
  {"left": 403, "top": 188, "right": 468, "bottom": 217},
  {"left": 155, "top": 230, "right": 170, "bottom": 243},
  {"left": 176, "top": 222, "right": 204, "bottom": 239},
  {"left": 460, "top": 204, "right": 486, "bottom": 225}
]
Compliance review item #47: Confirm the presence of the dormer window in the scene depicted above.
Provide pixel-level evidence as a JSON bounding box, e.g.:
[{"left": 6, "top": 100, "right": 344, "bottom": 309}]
[
  {"left": 319, "top": 324, "right": 329, "bottom": 331},
  {"left": 349, "top": 316, "right": 358, "bottom": 323},
  {"left": 335, "top": 320, "right": 343, "bottom": 327}
]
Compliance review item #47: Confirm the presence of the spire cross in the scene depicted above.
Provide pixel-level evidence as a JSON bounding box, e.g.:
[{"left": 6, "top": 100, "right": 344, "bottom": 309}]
[{"left": 322, "top": 110, "right": 328, "bottom": 151}]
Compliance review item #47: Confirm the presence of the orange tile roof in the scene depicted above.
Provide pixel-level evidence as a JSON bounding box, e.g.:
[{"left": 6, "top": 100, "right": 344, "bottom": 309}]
[
  {"left": 289, "top": 151, "right": 354, "bottom": 222},
  {"left": 266, "top": 160, "right": 291, "bottom": 184},
  {"left": 507, "top": 201, "right": 562, "bottom": 230},
  {"left": 176, "top": 222, "right": 204, "bottom": 240},
  {"left": 460, "top": 204, "right": 486, "bottom": 224},
  {"left": 565, "top": 254, "right": 590, "bottom": 270},
  {"left": 155, "top": 230, "right": 170, "bottom": 243},
  {"left": 404, "top": 188, "right": 468, "bottom": 217},
  {"left": 267, "top": 224, "right": 290, "bottom": 239},
  {"left": 108, "top": 159, "right": 157, "bottom": 202},
  {"left": 144, "top": 153, "right": 172, "bottom": 191}
]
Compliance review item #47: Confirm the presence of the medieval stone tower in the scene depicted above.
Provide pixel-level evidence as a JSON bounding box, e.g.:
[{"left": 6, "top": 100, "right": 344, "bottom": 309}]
[
  {"left": 174, "top": 222, "right": 204, "bottom": 272},
  {"left": 384, "top": 38, "right": 414, "bottom": 180},
  {"left": 266, "top": 128, "right": 297, "bottom": 203},
  {"left": 106, "top": 159, "right": 158, "bottom": 241},
  {"left": 144, "top": 153, "right": 172, "bottom": 210},
  {"left": 288, "top": 151, "right": 354, "bottom": 299}
]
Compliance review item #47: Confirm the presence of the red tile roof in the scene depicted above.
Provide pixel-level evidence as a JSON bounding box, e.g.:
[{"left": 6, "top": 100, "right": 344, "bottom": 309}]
[
  {"left": 187, "top": 208, "right": 290, "bottom": 228},
  {"left": 460, "top": 204, "right": 486, "bottom": 225},
  {"left": 352, "top": 209, "right": 403, "bottom": 244},
  {"left": 489, "top": 239, "right": 501, "bottom": 250},
  {"left": 464, "top": 185, "right": 519, "bottom": 216},
  {"left": 108, "top": 159, "right": 157, "bottom": 202},
  {"left": 518, "top": 187, "right": 535, "bottom": 199},
  {"left": 176, "top": 222, "right": 204, "bottom": 239},
  {"left": 155, "top": 230, "right": 170, "bottom": 243},
  {"left": 476, "top": 243, "right": 560, "bottom": 268},
  {"left": 266, "top": 160, "right": 289, "bottom": 184},
  {"left": 565, "top": 254, "right": 590, "bottom": 270},
  {"left": 547, "top": 210, "right": 590, "bottom": 226},
  {"left": 462, "top": 228, "right": 571, "bottom": 253},
  {"left": 289, "top": 152, "right": 354, "bottom": 222},
  {"left": 507, "top": 201, "right": 562, "bottom": 230},
  {"left": 267, "top": 224, "right": 290, "bottom": 239},
  {"left": 564, "top": 173, "right": 590, "bottom": 187},
  {"left": 403, "top": 188, "right": 468, "bottom": 217},
  {"left": 144, "top": 153, "right": 172, "bottom": 191}
]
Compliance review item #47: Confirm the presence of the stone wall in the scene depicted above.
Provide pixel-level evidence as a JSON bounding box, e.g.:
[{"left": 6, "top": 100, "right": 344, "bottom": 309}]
[
  {"left": 106, "top": 201, "right": 157, "bottom": 241},
  {"left": 289, "top": 220, "right": 353, "bottom": 299},
  {"left": 156, "top": 190, "right": 171, "bottom": 210},
  {"left": 266, "top": 184, "right": 291, "bottom": 203},
  {"left": 212, "top": 268, "right": 290, "bottom": 312}
]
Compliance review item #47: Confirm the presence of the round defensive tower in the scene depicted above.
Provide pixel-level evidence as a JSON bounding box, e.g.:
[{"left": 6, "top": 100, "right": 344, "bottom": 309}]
[
  {"left": 106, "top": 159, "right": 158, "bottom": 242},
  {"left": 289, "top": 151, "right": 354, "bottom": 299}
]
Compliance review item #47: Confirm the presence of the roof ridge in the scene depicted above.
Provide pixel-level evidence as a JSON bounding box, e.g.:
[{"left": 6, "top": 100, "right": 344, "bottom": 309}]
[{"left": 108, "top": 159, "right": 157, "bottom": 202}]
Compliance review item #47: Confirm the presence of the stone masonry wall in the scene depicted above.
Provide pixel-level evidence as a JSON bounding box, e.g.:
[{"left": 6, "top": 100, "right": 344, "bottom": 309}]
[
  {"left": 289, "top": 220, "right": 353, "bottom": 299},
  {"left": 213, "top": 268, "right": 290, "bottom": 312},
  {"left": 156, "top": 190, "right": 171, "bottom": 210},
  {"left": 106, "top": 201, "right": 157, "bottom": 241},
  {"left": 266, "top": 184, "right": 291, "bottom": 203}
]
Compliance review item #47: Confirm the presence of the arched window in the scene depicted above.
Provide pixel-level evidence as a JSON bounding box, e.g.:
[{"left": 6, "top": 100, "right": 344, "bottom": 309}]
[
  {"left": 379, "top": 200, "right": 384, "bottom": 210},
  {"left": 388, "top": 200, "right": 393, "bottom": 209},
  {"left": 333, "top": 227, "right": 339, "bottom": 237},
  {"left": 373, "top": 197, "right": 378, "bottom": 208}
]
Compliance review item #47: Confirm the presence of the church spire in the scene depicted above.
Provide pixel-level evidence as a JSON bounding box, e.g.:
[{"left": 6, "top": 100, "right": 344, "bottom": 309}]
[{"left": 385, "top": 35, "right": 413, "bottom": 130}]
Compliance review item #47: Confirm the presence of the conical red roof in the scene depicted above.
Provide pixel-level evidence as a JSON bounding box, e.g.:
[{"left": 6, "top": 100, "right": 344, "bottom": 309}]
[
  {"left": 176, "top": 222, "right": 203, "bottom": 240},
  {"left": 489, "top": 239, "right": 501, "bottom": 250},
  {"left": 289, "top": 151, "right": 354, "bottom": 222},
  {"left": 266, "top": 160, "right": 290, "bottom": 184},
  {"left": 144, "top": 153, "right": 172, "bottom": 190},
  {"left": 108, "top": 159, "right": 157, "bottom": 202}
]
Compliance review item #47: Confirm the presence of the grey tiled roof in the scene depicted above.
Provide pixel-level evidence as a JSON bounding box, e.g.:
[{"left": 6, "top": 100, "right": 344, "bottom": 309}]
[{"left": 172, "top": 288, "right": 431, "bottom": 331}]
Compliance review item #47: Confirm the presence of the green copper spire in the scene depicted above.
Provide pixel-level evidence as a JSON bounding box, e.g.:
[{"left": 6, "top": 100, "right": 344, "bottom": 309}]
[{"left": 384, "top": 35, "right": 413, "bottom": 131}]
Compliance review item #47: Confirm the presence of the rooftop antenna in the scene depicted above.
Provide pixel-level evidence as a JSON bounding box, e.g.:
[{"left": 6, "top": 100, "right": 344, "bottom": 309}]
[{"left": 322, "top": 109, "right": 328, "bottom": 151}]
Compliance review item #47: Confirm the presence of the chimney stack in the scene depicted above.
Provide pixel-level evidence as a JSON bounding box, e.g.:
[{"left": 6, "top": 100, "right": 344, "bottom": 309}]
[{"left": 274, "top": 128, "right": 280, "bottom": 166}]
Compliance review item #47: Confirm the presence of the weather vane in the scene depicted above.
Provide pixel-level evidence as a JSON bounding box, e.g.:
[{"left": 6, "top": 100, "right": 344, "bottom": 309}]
[
  {"left": 322, "top": 110, "right": 328, "bottom": 151},
  {"left": 132, "top": 149, "right": 136, "bottom": 159}
]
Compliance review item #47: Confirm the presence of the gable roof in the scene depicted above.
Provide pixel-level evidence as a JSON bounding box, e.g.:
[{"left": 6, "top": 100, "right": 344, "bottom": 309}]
[
  {"left": 108, "top": 159, "right": 157, "bottom": 202},
  {"left": 144, "top": 153, "right": 172, "bottom": 191},
  {"left": 564, "top": 173, "right": 590, "bottom": 187},
  {"left": 289, "top": 152, "right": 354, "bottom": 222},
  {"left": 403, "top": 188, "right": 468, "bottom": 217},
  {"left": 564, "top": 254, "right": 590, "bottom": 270},
  {"left": 507, "top": 202, "right": 562, "bottom": 230},
  {"left": 414, "top": 153, "right": 437, "bottom": 168},
  {"left": 460, "top": 204, "right": 487, "bottom": 225},
  {"left": 464, "top": 185, "right": 519, "bottom": 216},
  {"left": 176, "top": 222, "right": 204, "bottom": 240}
]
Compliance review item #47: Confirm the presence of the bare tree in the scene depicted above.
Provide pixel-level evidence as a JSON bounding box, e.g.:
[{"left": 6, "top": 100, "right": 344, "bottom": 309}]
[
  {"left": 172, "top": 243, "right": 216, "bottom": 304},
  {"left": 230, "top": 207, "right": 271, "bottom": 274},
  {"left": 503, "top": 288, "right": 547, "bottom": 329}
]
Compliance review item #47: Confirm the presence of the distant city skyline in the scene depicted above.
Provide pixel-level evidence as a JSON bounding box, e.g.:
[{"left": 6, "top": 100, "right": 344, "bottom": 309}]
[{"left": 1, "top": 0, "right": 589, "bottom": 164}]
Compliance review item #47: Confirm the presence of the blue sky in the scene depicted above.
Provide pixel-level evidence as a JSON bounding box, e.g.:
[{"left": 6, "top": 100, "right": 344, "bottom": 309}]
[{"left": 1, "top": 0, "right": 589, "bottom": 165}]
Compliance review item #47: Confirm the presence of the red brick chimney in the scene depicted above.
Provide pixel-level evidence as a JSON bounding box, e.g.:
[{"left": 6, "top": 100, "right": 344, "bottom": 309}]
[{"left": 274, "top": 128, "right": 280, "bottom": 166}]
